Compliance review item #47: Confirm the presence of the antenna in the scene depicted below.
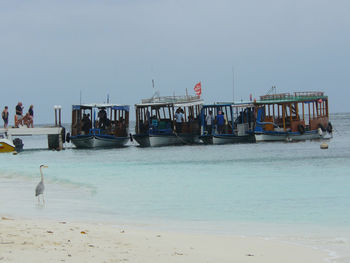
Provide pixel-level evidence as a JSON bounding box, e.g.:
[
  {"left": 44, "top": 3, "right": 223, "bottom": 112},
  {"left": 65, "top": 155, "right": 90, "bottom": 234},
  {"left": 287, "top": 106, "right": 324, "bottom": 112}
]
[
  {"left": 151, "top": 79, "right": 160, "bottom": 99},
  {"left": 232, "top": 66, "right": 235, "bottom": 103},
  {"left": 107, "top": 94, "right": 110, "bottom": 103},
  {"left": 80, "top": 90, "right": 82, "bottom": 104},
  {"left": 266, "top": 86, "right": 277, "bottom": 95}
]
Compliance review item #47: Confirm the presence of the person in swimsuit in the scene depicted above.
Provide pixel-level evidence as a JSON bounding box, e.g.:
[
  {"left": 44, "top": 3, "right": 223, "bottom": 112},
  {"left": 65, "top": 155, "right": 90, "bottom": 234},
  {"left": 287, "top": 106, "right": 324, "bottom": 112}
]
[
  {"left": 15, "top": 102, "right": 23, "bottom": 127},
  {"left": 2, "top": 106, "right": 9, "bottom": 128},
  {"left": 28, "top": 105, "right": 34, "bottom": 128}
]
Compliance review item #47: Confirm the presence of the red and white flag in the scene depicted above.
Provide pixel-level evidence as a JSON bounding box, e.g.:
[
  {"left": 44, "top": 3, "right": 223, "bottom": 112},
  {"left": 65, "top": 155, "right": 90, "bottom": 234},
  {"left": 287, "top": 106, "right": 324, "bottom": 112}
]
[{"left": 194, "top": 82, "right": 202, "bottom": 97}]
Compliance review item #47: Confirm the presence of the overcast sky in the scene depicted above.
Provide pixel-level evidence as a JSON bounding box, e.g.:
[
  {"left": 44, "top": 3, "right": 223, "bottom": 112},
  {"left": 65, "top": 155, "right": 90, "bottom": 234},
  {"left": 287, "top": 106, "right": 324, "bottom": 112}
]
[{"left": 1, "top": 0, "right": 349, "bottom": 124}]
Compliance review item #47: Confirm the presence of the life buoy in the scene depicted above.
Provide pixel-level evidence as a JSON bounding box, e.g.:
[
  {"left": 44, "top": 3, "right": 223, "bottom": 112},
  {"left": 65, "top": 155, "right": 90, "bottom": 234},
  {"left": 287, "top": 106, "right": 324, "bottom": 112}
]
[
  {"left": 318, "top": 123, "right": 326, "bottom": 132},
  {"left": 326, "top": 122, "right": 333, "bottom": 133},
  {"left": 297, "top": 124, "right": 305, "bottom": 134}
]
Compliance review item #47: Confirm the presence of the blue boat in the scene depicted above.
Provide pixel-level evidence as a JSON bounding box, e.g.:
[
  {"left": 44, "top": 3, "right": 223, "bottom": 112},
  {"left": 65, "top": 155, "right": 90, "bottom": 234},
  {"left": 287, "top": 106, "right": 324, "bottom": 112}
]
[
  {"left": 199, "top": 102, "right": 256, "bottom": 144},
  {"left": 69, "top": 104, "right": 130, "bottom": 148},
  {"left": 133, "top": 95, "right": 203, "bottom": 147}
]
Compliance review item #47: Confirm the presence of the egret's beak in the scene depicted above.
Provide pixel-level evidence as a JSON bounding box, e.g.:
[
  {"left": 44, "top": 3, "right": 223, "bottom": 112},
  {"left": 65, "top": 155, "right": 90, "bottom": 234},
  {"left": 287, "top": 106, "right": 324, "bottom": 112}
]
[{"left": 44, "top": 165, "right": 48, "bottom": 168}]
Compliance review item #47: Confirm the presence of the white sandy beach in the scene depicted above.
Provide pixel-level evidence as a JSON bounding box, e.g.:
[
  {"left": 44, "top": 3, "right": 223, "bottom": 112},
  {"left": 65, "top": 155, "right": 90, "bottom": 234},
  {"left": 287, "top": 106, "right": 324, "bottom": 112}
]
[{"left": 0, "top": 216, "right": 329, "bottom": 263}]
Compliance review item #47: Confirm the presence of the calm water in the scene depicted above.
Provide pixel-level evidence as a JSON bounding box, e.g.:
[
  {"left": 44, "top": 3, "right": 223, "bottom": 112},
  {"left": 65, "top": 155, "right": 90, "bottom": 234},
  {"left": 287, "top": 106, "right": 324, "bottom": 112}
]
[{"left": 1, "top": 113, "right": 350, "bottom": 259}]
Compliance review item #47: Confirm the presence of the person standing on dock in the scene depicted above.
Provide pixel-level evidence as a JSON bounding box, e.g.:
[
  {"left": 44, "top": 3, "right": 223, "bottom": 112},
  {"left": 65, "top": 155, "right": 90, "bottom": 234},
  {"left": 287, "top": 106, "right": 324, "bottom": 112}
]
[
  {"left": 2, "top": 106, "right": 9, "bottom": 128},
  {"left": 15, "top": 102, "right": 23, "bottom": 128},
  {"left": 28, "top": 105, "right": 34, "bottom": 128}
]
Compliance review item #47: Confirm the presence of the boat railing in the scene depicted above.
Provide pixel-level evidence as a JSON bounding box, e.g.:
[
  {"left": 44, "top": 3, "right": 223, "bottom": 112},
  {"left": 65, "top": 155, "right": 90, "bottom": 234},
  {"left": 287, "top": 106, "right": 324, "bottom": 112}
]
[
  {"left": 260, "top": 93, "right": 291, "bottom": 101},
  {"left": 141, "top": 95, "right": 201, "bottom": 104},
  {"left": 293, "top": 91, "right": 324, "bottom": 97},
  {"left": 260, "top": 91, "right": 326, "bottom": 101}
]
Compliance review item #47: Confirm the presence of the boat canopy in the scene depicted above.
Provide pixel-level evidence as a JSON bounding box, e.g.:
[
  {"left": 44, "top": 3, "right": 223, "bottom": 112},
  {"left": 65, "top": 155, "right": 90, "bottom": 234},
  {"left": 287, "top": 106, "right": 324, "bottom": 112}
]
[
  {"left": 203, "top": 102, "right": 255, "bottom": 108},
  {"left": 135, "top": 95, "right": 203, "bottom": 107},
  {"left": 256, "top": 92, "right": 327, "bottom": 104},
  {"left": 72, "top": 104, "right": 130, "bottom": 111},
  {"left": 253, "top": 91, "right": 329, "bottom": 133}
]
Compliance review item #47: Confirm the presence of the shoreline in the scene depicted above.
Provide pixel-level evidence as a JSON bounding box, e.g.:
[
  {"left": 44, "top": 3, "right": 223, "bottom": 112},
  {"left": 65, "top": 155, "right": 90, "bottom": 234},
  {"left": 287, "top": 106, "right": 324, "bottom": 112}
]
[{"left": 0, "top": 216, "right": 330, "bottom": 263}]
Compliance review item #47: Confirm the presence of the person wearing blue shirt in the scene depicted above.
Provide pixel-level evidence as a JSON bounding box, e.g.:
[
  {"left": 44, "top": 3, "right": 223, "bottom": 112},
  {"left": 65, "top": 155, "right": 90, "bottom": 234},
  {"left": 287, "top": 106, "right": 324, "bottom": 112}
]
[{"left": 216, "top": 111, "right": 225, "bottom": 134}]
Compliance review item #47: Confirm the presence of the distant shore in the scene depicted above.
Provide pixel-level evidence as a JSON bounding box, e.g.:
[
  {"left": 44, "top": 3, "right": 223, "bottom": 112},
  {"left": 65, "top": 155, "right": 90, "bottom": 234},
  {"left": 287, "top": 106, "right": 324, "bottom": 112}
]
[{"left": 0, "top": 216, "right": 329, "bottom": 263}]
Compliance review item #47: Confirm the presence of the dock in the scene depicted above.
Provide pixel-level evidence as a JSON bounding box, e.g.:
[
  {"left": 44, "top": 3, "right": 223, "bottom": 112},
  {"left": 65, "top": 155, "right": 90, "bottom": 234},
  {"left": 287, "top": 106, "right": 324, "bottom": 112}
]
[
  {"left": 0, "top": 106, "right": 66, "bottom": 151},
  {"left": 0, "top": 126, "right": 65, "bottom": 150}
]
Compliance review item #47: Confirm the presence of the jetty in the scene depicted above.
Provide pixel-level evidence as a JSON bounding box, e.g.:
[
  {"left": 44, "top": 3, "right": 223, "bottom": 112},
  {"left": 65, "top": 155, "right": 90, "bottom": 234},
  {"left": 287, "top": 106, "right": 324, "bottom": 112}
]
[
  {"left": 0, "top": 106, "right": 66, "bottom": 150},
  {"left": 0, "top": 127, "right": 65, "bottom": 150}
]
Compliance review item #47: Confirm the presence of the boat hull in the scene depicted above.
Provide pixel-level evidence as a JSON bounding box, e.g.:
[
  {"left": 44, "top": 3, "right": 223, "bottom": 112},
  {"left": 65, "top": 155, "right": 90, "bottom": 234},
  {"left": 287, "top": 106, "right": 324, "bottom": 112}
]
[
  {"left": 71, "top": 135, "right": 129, "bottom": 148},
  {"left": 255, "top": 130, "right": 325, "bottom": 142},
  {"left": 133, "top": 133, "right": 200, "bottom": 147},
  {"left": 0, "top": 139, "right": 16, "bottom": 153},
  {"left": 200, "top": 134, "right": 255, "bottom": 145},
  {"left": 132, "top": 134, "right": 150, "bottom": 147}
]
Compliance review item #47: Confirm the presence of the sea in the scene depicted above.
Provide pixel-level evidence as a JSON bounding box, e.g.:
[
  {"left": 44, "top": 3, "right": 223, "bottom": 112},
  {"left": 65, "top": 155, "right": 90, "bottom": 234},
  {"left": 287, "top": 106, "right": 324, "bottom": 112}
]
[{"left": 1, "top": 113, "right": 349, "bottom": 262}]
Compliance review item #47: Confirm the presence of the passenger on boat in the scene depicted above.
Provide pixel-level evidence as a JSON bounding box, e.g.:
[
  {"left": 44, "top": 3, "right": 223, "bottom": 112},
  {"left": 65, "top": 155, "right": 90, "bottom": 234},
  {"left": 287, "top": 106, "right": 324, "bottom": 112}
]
[
  {"left": 205, "top": 110, "right": 214, "bottom": 135},
  {"left": 98, "top": 108, "right": 108, "bottom": 129},
  {"left": 81, "top": 113, "right": 92, "bottom": 134},
  {"left": 223, "top": 112, "right": 228, "bottom": 134},
  {"left": 2, "top": 106, "right": 9, "bottom": 129},
  {"left": 216, "top": 111, "right": 225, "bottom": 134},
  {"left": 15, "top": 102, "right": 23, "bottom": 128},
  {"left": 175, "top": 108, "right": 184, "bottom": 133}
]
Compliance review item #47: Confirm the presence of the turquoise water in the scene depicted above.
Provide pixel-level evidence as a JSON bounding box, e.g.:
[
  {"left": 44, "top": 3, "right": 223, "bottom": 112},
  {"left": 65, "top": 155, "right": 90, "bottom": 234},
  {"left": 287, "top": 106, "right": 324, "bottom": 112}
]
[{"left": 1, "top": 113, "right": 350, "bottom": 234}]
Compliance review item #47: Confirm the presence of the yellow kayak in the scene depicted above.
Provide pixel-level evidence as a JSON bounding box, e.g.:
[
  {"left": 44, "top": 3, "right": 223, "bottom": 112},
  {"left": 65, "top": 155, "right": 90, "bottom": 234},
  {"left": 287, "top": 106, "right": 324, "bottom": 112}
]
[{"left": 0, "top": 138, "right": 15, "bottom": 153}]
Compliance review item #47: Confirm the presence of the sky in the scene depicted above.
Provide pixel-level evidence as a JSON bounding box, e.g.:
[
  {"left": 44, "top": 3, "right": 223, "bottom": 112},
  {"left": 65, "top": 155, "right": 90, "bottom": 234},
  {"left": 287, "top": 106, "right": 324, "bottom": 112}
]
[{"left": 0, "top": 0, "right": 349, "bottom": 124}]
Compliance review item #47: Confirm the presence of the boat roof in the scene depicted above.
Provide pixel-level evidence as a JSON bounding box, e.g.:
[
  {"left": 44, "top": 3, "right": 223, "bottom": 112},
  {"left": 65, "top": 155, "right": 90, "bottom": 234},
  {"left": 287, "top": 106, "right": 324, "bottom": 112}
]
[
  {"left": 72, "top": 104, "right": 130, "bottom": 111},
  {"left": 256, "top": 91, "right": 328, "bottom": 104},
  {"left": 135, "top": 95, "right": 203, "bottom": 107},
  {"left": 203, "top": 102, "right": 255, "bottom": 108}
]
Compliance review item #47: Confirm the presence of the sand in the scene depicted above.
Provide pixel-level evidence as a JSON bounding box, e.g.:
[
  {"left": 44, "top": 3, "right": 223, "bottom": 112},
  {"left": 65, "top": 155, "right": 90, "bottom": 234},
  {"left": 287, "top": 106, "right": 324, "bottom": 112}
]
[{"left": 0, "top": 216, "right": 329, "bottom": 263}]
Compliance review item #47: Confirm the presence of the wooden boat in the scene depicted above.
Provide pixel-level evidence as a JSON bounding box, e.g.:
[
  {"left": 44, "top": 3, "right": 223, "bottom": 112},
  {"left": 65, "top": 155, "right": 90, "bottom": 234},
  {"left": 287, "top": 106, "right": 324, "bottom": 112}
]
[
  {"left": 199, "top": 103, "right": 256, "bottom": 144},
  {"left": 133, "top": 95, "right": 203, "bottom": 147},
  {"left": 70, "top": 104, "right": 130, "bottom": 148},
  {"left": 253, "top": 91, "right": 332, "bottom": 141}
]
